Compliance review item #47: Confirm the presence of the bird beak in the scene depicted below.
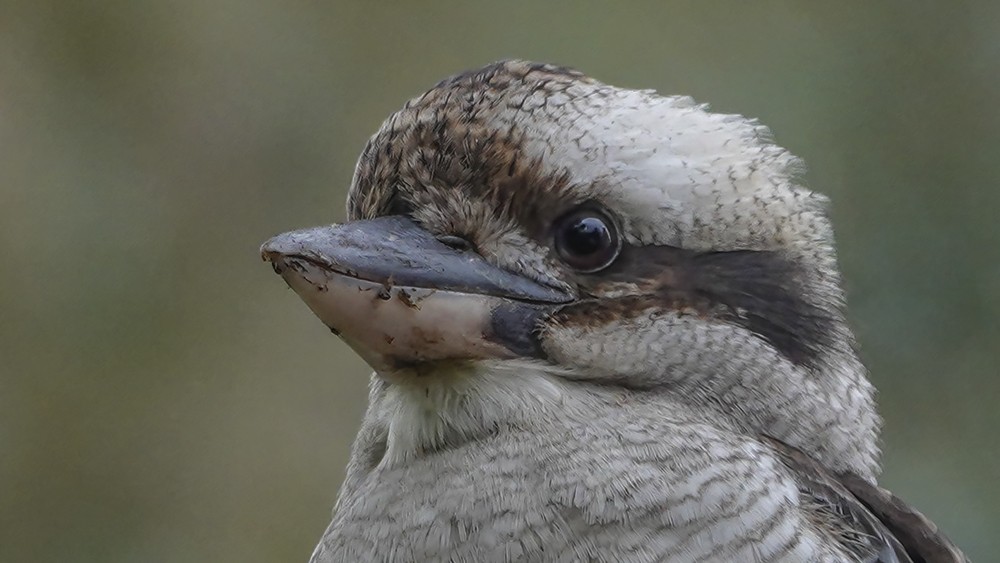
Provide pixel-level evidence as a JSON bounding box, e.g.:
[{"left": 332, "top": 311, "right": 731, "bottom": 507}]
[{"left": 261, "top": 215, "right": 573, "bottom": 371}]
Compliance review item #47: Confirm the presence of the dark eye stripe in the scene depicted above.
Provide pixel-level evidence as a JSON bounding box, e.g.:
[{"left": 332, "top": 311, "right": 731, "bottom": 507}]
[{"left": 575, "top": 243, "right": 839, "bottom": 368}]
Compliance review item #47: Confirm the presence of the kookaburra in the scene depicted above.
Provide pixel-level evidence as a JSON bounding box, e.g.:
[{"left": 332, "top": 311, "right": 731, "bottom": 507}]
[{"left": 262, "top": 61, "right": 966, "bottom": 562}]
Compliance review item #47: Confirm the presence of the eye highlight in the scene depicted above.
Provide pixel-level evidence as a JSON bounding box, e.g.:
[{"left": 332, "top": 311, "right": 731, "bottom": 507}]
[{"left": 553, "top": 207, "right": 621, "bottom": 273}]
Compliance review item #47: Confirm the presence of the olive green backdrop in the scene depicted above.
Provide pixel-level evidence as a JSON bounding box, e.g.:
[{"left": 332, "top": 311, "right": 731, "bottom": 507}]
[{"left": 2, "top": 1, "right": 997, "bottom": 561}]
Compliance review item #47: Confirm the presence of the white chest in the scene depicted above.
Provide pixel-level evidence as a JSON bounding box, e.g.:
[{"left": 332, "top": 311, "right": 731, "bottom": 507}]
[{"left": 314, "top": 399, "right": 848, "bottom": 562}]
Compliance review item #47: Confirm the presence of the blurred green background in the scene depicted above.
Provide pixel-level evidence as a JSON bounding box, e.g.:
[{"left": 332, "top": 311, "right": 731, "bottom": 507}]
[{"left": 2, "top": 1, "right": 997, "bottom": 561}]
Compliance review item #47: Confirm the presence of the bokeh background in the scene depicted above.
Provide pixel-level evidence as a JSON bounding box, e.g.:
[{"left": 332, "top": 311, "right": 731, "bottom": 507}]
[{"left": 3, "top": 2, "right": 997, "bottom": 561}]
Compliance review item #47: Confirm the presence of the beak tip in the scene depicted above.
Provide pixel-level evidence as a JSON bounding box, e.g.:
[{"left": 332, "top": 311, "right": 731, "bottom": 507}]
[
  {"left": 260, "top": 236, "right": 294, "bottom": 275},
  {"left": 260, "top": 232, "right": 302, "bottom": 266},
  {"left": 260, "top": 237, "right": 277, "bottom": 260},
  {"left": 260, "top": 234, "right": 286, "bottom": 256}
]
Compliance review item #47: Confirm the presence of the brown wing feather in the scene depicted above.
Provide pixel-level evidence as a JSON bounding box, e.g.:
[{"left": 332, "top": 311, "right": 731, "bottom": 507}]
[
  {"left": 838, "top": 472, "right": 969, "bottom": 563},
  {"left": 763, "top": 436, "right": 969, "bottom": 563}
]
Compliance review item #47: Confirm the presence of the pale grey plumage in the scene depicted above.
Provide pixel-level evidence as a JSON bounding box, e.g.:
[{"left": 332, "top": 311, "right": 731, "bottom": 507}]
[{"left": 263, "top": 61, "right": 966, "bottom": 562}]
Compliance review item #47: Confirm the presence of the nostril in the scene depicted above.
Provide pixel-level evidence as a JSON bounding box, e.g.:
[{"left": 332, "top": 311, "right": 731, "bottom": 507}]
[{"left": 438, "top": 235, "right": 474, "bottom": 252}]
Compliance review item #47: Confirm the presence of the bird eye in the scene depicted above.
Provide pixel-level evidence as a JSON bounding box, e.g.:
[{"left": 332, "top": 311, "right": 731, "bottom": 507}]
[{"left": 553, "top": 207, "right": 621, "bottom": 273}]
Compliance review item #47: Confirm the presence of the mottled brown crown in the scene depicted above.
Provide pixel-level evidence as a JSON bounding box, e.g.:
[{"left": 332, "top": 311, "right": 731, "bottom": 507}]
[{"left": 348, "top": 61, "right": 597, "bottom": 243}]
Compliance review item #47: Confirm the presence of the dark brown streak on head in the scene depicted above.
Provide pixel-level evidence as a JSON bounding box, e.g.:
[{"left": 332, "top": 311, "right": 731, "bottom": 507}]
[
  {"left": 693, "top": 249, "right": 839, "bottom": 368},
  {"left": 562, "top": 243, "right": 839, "bottom": 369}
]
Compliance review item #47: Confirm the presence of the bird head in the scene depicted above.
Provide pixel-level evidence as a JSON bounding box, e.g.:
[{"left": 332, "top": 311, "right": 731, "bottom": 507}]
[{"left": 262, "top": 61, "right": 880, "bottom": 478}]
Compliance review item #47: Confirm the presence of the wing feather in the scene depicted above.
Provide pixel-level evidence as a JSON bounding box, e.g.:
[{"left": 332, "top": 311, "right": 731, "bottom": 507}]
[{"left": 763, "top": 436, "right": 968, "bottom": 563}]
